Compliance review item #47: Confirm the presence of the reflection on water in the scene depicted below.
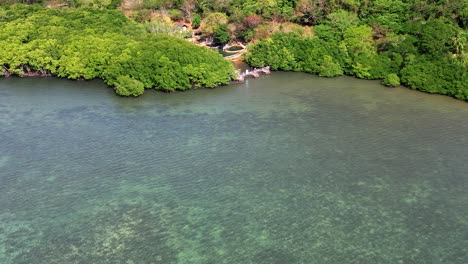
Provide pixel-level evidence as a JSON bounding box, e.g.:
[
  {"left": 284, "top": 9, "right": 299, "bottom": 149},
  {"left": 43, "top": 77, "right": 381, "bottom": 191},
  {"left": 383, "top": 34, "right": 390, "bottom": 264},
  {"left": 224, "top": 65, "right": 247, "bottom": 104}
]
[{"left": 1, "top": 73, "right": 468, "bottom": 263}]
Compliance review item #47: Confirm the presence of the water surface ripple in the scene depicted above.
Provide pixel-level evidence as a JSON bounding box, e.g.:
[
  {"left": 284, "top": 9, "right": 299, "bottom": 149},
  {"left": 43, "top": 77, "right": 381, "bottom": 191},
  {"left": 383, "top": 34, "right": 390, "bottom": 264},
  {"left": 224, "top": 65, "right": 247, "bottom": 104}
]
[{"left": 1, "top": 73, "right": 467, "bottom": 263}]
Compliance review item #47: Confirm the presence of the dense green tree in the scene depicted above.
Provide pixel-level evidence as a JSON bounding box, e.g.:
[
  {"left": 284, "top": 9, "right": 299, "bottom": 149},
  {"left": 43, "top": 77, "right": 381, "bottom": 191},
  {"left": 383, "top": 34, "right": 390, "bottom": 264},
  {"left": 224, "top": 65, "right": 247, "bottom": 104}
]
[
  {"left": 0, "top": 5, "right": 235, "bottom": 96},
  {"left": 418, "top": 17, "right": 459, "bottom": 56},
  {"left": 382, "top": 73, "right": 400, "bottom": 87},
  {"left": 243, "top": 0, "right": 467, "bottom": 101},
  {"left": 326, "top": 9, "right": 359, "bottom": 33},
  {"left": 114, "top": 75, "right": 145, "bottom": 96},
  {"left": 313, "top": 24, "right": 340, "bottom": 42},
  {"left": 200, "top": 12, "right": 227, "bottom": 36},
  {"left": 318, "top": 55, "right": 343, "bottom": 77},
  {"left": 192, "top": 13, "right": 201, "bottom": 28},
  {"left": 214, "top": 23, "right": 230, "bottom": 44},
  {"left": 1, "top": 0, "right": 466, "bottom": 100}
]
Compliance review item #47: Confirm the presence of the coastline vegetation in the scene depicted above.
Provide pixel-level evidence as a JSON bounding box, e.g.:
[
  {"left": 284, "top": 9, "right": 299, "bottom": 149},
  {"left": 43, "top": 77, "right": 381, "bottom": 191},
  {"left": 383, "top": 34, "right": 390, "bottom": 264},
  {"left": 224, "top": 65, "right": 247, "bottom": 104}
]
[
  {"left": 0, "top": 5, "right": 235, "bottom": 96},
  {"left": 243, "top": 2, "right": 467, "bottom": 100},
  {"left": 0, "top": 0, "right": 466, "bottom": 100}
]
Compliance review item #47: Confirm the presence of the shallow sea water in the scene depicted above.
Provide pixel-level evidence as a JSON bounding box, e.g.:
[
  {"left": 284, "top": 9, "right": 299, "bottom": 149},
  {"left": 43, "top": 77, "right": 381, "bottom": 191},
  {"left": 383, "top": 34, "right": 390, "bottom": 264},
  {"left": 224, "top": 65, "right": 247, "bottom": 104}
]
[{"left": 1, "top": 73, "right": 467, "bottom": 263}]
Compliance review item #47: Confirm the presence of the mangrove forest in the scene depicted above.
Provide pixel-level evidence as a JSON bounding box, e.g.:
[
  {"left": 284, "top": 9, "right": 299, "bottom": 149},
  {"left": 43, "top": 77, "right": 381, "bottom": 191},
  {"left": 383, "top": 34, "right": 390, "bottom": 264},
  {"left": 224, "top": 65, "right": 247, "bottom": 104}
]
[{"left": 0, "top": 0, "right": 467, "bottom": 99}]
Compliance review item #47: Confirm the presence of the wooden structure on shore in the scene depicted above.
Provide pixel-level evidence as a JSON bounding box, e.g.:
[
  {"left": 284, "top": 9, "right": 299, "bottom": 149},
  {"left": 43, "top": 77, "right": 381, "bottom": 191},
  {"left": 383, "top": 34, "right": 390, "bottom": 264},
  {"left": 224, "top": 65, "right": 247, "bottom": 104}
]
[
  {"left": 236, "top": 66, "right": 271, "bottom": 82},
  {"left": 224, "top": 52, "right": 244, "bottom": 60}
]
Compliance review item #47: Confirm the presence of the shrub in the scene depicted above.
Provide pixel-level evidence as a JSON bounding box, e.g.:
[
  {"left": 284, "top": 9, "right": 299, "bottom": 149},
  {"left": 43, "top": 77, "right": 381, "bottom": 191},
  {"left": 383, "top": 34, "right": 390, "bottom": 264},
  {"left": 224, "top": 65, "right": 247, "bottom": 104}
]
[
  {"left": 192, "top": 14, "right": 201, "bottom": 29},
  {"left": 382, "top": 73, "right": 400, "bottom": 87},
  {"left": 114, "top": 76, "right": 145, "bottom": 96},
  {"left": 0, "top": 6, "right": 235, "bottom": 97},
  {"left": 201, "top": 12, "right": 228, "bottom": 36},
  {"left": 134, "top": 9, "right": 152, "bottom": 23},
  {"left": 318, "top": 55, "right": 343, "bottom": 77},
  {"left": 214, "top": 24, "right": 230, "bottom": 44},
  {"left": 169, "top": 9, "right": 183, "bottom": 21}
]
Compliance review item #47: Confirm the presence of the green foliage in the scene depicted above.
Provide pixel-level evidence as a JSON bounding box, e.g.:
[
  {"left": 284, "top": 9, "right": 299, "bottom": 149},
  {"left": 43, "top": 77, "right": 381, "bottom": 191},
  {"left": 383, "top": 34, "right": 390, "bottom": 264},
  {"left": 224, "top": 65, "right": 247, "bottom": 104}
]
[
  {"left": 142, "top": 0, "right": 168, "bottom": 10},
  {"left": 107, "top": 0, "right": 122, "bottom": 9},
  {"left": 169, "top": 9, "right": 183, "bottom": 21},
  {"left": 351, "top": 62, "right": 371, "bottom": 79},
  {"left": 114, "top": 75, "right": 145, "bottom": 96},
  {"left": 341, "top": 25, "right": 375, "bottom": 57},
  {"left": 214, "top": 23, "right": 230, "bottom": 44},
  {"left": 238, "top": 28, "right": 255, "bottom": 42},
  {"left": 200, "top": 12, "right": 227, "bottom": 36},
  {"left": 0, "top": 6, "right": 235, "bottom": 96},
  {"left": 246, "top": 26, "right": 467, "bottom": 100},
  {"left": 418, "top": 17, "right": 459, "bottom": 56},
  {"left": 382, "top": 73, "right": 400, "bottom": 87},
  {"left": 144, "top": 16, "right": 192, "bottom": 38},
  {"left": 2, "top": 0, "right": 467, "bottom": 100},
  {"left": 134, "top": 9, "right": 152, "bottom": 23},
  {"left": 318, "top": 55, "right": 343, "bottom": 77},
  {"left": 242, "top": 0, "right": 467, "bottom": 101},
  {"left": 192, "top": 13, "right": 201, "bottom": 28},
  {"left": 313, "top": 24, "right": 340, "bottom": 42},
  {"left": 400, "top": 56, "right": 467, "bottom": 100},
  {"left": 246, "top": 33, "right": 349, "bottom": 75},
  {"left": 326, "top": 9, "right": 359, "bottom": 33}
]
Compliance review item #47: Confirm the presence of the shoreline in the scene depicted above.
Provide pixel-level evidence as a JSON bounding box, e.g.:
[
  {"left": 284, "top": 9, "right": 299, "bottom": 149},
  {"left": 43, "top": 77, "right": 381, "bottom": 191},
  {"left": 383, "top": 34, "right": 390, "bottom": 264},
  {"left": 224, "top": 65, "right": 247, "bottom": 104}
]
[
  {"left": 2, "top": 66, "right": 468, "bottom": 103},
  {"left": 2, "top": 69, "right": 52, "bottom": 78}
]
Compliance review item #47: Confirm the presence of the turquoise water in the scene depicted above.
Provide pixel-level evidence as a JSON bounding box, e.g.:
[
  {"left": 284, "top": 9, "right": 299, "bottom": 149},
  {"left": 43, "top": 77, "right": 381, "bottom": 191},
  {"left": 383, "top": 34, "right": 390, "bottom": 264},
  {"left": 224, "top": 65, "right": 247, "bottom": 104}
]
[{"left": 1, "top": 73, "right": 467, "bottom": 263}]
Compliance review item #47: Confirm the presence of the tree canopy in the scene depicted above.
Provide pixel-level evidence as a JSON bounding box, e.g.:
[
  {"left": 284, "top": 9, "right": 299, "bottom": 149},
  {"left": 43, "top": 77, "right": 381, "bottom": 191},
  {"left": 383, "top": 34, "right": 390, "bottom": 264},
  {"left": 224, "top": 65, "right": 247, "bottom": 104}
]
[
  {"left": 0, "top": 0, "right": 467, "bottom": 100},
  {"left": 243, "top": 1, "right": 467, "bottom": 101},
  {"left": 0, "top": 5, "right": 235, "bottom": 96}
]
